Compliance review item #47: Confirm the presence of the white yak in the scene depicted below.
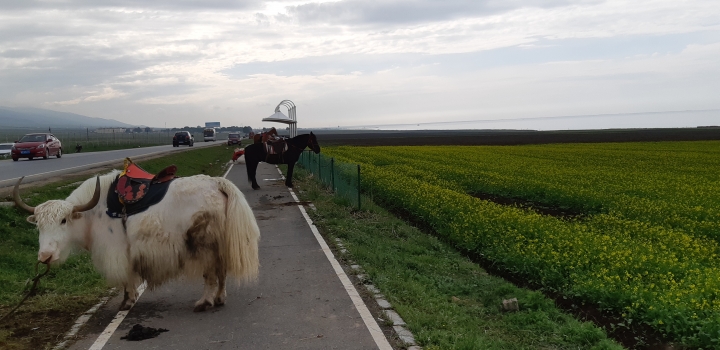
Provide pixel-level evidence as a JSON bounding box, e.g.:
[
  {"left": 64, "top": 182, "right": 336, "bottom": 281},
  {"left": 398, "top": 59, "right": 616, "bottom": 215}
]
[{"left": 14, "top": 170, "right": 260, "bottom": 312}]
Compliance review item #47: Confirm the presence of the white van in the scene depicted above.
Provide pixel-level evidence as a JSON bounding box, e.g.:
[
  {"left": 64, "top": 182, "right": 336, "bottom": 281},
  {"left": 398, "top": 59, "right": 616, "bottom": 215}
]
[{"left": 203, "top": 128, "right": 217, "bottom": 142}]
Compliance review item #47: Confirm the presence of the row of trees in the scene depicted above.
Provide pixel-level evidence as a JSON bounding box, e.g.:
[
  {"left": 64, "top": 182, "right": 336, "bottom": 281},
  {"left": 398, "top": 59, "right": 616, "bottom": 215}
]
[
  {"left": 125, "top": 127, "right": 153, "bottom": 133},
  {"left": 121, "top": 126, "right": 256, "bottom": 134},
  {"left": 168, "top": 126, "right": 254, "bottom": 133}
]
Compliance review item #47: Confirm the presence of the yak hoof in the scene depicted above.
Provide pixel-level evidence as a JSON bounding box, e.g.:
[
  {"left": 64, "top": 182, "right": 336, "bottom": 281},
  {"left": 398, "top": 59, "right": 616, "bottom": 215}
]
[
  {"left": 119, "top": 301, "right": 134, "bottom": 311},
  {"left": 193, "top": 300, "right": 213, "bottom": 312},
  {"left": 252, "top": 185, "right": 261, "bottom": 190},
  {"left": 214, "top": 296, "right": 226, "bottom": 306},
  {"left": 285, "top": 182, "right": 294, "bottom": 188}
]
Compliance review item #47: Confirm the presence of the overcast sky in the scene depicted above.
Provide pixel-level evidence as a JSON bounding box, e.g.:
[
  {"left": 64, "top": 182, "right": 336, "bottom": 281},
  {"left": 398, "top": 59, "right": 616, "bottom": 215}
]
[{"left": 0, "top": 0, "right": 718, "bottom": 129}]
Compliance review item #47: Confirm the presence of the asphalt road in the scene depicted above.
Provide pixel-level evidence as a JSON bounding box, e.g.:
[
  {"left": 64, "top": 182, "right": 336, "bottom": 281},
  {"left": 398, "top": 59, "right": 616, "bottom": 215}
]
[
  {"left": 0, "top": 141, "right": 219, "bottom": 189},
  {"left": 67, "top": 162, "right": 389, "bottom": 350}
]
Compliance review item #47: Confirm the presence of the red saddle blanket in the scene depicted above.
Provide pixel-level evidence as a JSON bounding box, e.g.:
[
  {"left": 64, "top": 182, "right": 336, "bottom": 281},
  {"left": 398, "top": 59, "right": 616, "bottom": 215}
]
[{"left": 117, "top": 160, "right": 177, "bottom": 204}]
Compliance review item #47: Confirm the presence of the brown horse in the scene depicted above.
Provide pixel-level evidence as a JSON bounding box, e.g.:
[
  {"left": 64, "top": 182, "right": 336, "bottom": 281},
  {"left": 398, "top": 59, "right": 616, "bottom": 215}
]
[{"left": 253, "top": 127, "right": 278, "bottom": 144}]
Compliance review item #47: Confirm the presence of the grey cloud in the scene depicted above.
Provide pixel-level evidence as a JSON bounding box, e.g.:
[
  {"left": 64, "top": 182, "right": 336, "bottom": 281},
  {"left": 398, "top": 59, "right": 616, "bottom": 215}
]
[
  {"left": 0, "top": 42, "right": 204, "bottom": 95},
  {"left": 286, "top": 0, "right": 587, "bottom": 25},
  {"left": 222, "top": 32, "right": 705, "bottom": 78},
  {"left": 0, "top": 57, "right": 140, "bottom": 91},
  {"left": 0, "top": 49, "right": 34, "bottom": 58},
  {"left": 0, "top": 0, "right": 262, "bottom": 11}
]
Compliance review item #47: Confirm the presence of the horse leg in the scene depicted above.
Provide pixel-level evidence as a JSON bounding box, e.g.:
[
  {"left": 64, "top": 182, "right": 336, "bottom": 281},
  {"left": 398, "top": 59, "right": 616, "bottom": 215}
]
[
  {"left": 246, "top": 160, "right": 261, "bottom": 190},
  {"left": 250, "top": 161, "right": 261, "bottom": 190},
  {"left": 285, "top": 163, "right": 295, "bottom": 188}
]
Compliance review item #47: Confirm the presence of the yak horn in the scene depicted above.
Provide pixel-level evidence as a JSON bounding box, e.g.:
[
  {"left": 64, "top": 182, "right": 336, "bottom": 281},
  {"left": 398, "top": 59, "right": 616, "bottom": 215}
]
[
  {"left": 73, "top": 176, "right": 101, "bottom": 213},
  {"left": 13, "top": 177, "right": 35, "bottom": 214}
]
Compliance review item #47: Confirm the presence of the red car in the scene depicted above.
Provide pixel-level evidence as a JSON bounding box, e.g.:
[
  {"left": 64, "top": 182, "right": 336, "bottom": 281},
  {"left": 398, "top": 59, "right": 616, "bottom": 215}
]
[
  {"left": 12, "top": 133, "right": 62, "bottom": 161},
  {"left": 227, "top": 133, "right": 241, "bottom": 146}
]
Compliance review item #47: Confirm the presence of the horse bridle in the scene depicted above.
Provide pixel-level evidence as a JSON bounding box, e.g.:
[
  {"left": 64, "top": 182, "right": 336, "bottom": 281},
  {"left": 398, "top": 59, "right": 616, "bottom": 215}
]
[{"left": 289, "top": 135, "right": 317, "bottom": 151}]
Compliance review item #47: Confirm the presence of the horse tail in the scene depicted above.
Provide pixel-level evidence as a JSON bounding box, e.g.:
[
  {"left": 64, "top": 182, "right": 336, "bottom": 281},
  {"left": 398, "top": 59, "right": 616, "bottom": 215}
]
[{"left": 215, "top": 177, "right": 260, "bottom": 283}]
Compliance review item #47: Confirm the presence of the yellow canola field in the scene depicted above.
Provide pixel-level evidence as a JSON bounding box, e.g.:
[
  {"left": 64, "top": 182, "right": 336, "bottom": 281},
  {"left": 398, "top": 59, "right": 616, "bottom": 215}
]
[{"left": 325, "top": 141, "right": 720, "bottom": 348}]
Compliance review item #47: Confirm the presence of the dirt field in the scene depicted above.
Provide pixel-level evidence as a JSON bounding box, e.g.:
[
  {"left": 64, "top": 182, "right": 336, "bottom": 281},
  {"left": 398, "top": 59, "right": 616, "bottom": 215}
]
[{"left": 313, "top": 127, "right": 720, "bottom": 146}]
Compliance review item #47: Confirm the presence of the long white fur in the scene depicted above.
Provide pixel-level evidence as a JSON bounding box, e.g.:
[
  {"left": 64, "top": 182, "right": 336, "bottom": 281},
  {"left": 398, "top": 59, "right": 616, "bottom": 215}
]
[{"left": 31, "top": 170, "right": 260, "bottom": 305}]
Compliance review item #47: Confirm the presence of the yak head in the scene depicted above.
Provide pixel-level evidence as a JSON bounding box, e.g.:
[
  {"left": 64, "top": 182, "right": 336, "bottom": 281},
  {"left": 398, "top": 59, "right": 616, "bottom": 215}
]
[{"left": 14, "top": 176, "right": 101, "bottom": 264}]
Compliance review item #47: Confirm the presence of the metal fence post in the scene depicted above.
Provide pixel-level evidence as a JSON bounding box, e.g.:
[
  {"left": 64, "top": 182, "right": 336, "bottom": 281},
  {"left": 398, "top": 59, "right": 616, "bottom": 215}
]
[
  {"left": 331, "top": 158, "right": 335, "bottom": 192},
  {"left": 357, "top": 164, "right": 361, "bottom": 210},
  {"left": 318, "top": 153, "right": 322, "bottom": 185}
]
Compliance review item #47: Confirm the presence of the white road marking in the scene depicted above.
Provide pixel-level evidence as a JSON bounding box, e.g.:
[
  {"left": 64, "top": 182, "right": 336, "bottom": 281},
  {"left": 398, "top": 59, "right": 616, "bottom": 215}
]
[
  {"left": 52, "top": 292, "right": 113, "bottom": 350},
  {"left": 88, "top": 283, "right": 147, "bottom": 350},
  {"left": 276, "top": 166, "right": 392, "bottom": 350},
  {"left": 222, "top": 162, "right": 234, "bottom": 178},
  {"left": 84, "top": 162, "right": 234, "bottom": 349}
]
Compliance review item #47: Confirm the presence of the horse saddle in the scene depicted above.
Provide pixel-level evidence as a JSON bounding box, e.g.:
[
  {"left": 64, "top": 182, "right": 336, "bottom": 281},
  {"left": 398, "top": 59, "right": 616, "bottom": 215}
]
[
  {"left": 265, "top": 139, "right": 287, "bottom": 155},
  {"left": 264, "top": 140, "right": 288, "bottom": 164},
  {"left": 106, "top": 158, "right": 177, "bottom": 218}
]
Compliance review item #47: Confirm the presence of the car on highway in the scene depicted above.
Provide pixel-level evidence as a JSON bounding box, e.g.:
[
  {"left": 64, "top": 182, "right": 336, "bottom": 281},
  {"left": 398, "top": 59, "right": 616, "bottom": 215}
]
[
  {"left": 173, "top": 131, "right": 194, "bottom": 147},
  {"left": 227, "top": 133, "right": 241, "bottom": 146},
  {"left": 0, "top": 143, "right": 12, "bottom": 158},
  {"left": 11, "top": 133, "right": 62, "bottom": 161}
]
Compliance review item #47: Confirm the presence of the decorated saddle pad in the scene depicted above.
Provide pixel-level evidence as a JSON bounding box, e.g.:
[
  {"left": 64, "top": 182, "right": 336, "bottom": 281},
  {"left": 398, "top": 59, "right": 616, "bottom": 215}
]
[
  {"left": 106, "top": 176, "right": 175, "bottom": 218},
  {"left": 105, "top": 158, "right": 177, "bottom": 218}
]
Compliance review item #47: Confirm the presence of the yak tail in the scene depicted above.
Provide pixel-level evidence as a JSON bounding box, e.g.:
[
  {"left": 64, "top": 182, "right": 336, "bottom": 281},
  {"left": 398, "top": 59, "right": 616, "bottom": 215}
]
[{"left": 216, "top": 177, "right": 260, "bottom": 283}]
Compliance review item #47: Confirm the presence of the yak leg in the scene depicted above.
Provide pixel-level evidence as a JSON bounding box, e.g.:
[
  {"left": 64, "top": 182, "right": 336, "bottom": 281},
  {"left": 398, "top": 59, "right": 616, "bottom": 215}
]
[
  {"left": 214, "top": 266, "right": 227, "bottom": 306},
  {"left": 120, "top": 282, "right": 140, "bottom": 311},
  {"left": 194, "top": 269, "right": 219, "bottom": 312}
]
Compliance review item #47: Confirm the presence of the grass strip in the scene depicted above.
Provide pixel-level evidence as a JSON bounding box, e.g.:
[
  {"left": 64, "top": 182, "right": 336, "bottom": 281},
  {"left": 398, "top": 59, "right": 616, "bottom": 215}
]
[
  {"left": 290, "top": 165, "right": 623, "bottom": 350},
  {"left": 0, "top": 144, "right": 234, "bottom": 349}
]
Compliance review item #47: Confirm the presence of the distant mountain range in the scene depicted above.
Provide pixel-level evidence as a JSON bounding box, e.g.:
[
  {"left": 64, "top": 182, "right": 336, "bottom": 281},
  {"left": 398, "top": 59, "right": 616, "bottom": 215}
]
[{"left": 0, "top": 106, "right": 135, "bottom": 129}]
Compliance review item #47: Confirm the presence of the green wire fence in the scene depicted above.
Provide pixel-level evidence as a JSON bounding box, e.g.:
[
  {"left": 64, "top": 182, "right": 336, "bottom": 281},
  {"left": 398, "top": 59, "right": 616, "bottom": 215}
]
[{"left": 298, "top": 150, "right": 361, "bottom": 210}]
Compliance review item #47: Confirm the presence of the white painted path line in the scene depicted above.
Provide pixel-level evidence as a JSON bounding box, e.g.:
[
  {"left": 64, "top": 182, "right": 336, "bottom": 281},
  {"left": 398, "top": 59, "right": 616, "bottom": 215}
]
[
  {"left": 222, "top": 162, "right": 234, "bottom": 178},
  {"left": 52, "top": 292, "right": 113, "bottom": 350},
  {"left": 276, "top": 166, "right": 392, "bottom": 350},
  {"left": 84, "top": 163, "right": 235, "bottom": 350},
  {"left": 88, "top": 283, "right": 147, "bottom": 350}
]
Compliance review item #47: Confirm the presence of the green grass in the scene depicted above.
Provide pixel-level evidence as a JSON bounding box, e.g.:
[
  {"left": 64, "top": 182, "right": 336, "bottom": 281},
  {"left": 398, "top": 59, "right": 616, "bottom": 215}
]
[
  {"left": 0, "top": 144, "right": 234, "bottom": 349},
  {"left": 290, "top": 165, "right": 623, "bottom": 350}
]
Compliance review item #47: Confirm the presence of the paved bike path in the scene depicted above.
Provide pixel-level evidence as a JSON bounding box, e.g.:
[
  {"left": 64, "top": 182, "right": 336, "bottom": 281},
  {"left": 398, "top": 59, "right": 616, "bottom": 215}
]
[{"left": 68, "top": 162, "right": 385, "bottom": 350}]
